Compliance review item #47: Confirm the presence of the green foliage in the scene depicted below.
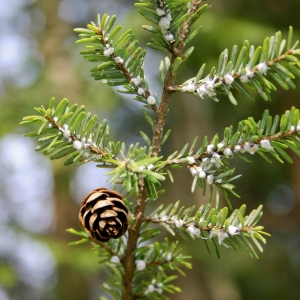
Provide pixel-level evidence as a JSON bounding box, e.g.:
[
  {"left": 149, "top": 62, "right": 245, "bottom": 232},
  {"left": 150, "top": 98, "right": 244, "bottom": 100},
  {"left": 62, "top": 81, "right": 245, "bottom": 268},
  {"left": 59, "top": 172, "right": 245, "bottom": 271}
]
[
  {"left": 20, "top": 1, "right": 300, "bottom": 299},
  {"left": 20, "top": 97, "right": 110, "bottom": 165},
  {"left": 152, "top": 107, "right": 300, "bottom": 210},
  {"left": 146, "top": 202, "right": 269, "bottom": 259},
  {"left": 20, "top": 98, "right": 165, "bottom": 195},
  {"left": 67, "top": 228, "right": 128, "bottom": 299},
  {"left": 67, "top": 228, "right": 190, "bottom": 299},
  {"left": 179, "top": 27, "right": 300, "bottom": 104},
  {"left": 74, "top": 13, "right": 155, "bottom": 106},
  {"left": 135, "top": 0, "right": 210, "bottom": 53},
  {"left": 133, "top": 237, "right": 191, "bottom": 298}
]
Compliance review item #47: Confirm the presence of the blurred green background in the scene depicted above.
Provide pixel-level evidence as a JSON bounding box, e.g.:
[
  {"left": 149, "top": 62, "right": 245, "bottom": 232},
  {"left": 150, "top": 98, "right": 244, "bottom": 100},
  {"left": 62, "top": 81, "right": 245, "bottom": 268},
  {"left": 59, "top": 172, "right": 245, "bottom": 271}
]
[{"left": 0, "top": 0, "right": 300, "bottom": 299}]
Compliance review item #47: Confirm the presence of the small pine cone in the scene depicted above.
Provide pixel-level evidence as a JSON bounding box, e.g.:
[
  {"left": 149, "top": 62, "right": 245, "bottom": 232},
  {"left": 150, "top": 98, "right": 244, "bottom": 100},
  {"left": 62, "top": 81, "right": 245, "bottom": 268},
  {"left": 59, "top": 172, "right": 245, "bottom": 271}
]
[{"left": 79, "top": 188, "right": 129, "bottom": 242}]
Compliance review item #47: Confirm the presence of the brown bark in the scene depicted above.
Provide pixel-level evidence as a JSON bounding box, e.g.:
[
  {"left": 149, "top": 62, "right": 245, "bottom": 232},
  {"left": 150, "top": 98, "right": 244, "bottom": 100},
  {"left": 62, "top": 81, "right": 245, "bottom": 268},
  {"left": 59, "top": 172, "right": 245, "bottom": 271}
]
[
  {"left": 121, "top": 1, "right": 203, "bottom": 299},
  {"left": 121, "top": 180, "right": 147, "bottom": 299}
]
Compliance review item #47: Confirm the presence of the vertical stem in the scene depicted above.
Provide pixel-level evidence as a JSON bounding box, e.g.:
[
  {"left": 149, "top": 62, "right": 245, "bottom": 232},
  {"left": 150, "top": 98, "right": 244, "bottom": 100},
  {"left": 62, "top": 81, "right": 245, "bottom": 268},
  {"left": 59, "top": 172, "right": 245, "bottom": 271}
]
[
  {"left": 121, "top": 1, "right": 202, "bottom": 299},
  {"left": 152, "top": 0, "right": 202, "bottom": 156},
  {"left": 122, "top": 180, "right": 147, "bottom": 300}
]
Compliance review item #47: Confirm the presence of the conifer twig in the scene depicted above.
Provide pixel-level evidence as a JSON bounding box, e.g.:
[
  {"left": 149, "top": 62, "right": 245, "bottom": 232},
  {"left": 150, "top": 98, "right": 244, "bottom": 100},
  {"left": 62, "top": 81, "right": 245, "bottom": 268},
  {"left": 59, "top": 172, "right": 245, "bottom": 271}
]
[
  {"left": 151, "top": 0, "right": 201, "bottom": 157},
  {"left": 121, "top": 1, "right": 203, "bottom": 299}
]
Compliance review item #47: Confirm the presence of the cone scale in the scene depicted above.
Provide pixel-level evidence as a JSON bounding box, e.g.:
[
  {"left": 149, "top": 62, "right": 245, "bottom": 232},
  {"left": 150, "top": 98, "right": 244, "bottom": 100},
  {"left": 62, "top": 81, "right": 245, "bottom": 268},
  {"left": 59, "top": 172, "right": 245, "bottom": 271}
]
[{"left": 79, "top": 188, "right": 129, "bottom": 242}]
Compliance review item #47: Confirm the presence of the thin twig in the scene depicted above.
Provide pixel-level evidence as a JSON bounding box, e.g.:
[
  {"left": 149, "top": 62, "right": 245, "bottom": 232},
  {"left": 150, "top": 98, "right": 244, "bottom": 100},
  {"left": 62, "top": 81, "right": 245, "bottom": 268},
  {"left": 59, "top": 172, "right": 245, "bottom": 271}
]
[{"left": 151, "top": 0, "right": 202, "bottom": 156}]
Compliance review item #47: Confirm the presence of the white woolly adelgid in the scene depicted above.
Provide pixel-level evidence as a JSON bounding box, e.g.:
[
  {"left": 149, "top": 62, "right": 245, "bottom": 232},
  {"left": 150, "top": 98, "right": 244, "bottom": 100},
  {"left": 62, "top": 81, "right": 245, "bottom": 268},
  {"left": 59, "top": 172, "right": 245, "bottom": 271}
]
[
  {"left": 234, "top": 144, "right": 242, "bottom": 153},
  {"left": 63, "top": 129, "right": 71, "bottom": 139},
  {"left": 244, "top": 142, "right": 259, "bottom": 154},
  {"left": 257, "top": 62, "right": 268, "bottom": 75},
  {"left": 175, "top": 219, "right": 184, "bottom": 228},
  {"left": 187, "top": 156, "right": 196, "bottom": 164},
  {"left": 158, "top": 14, "right": 172, "bottom": 30},
  {"left": 103, "top": 44, "right": 114, "bottom": 57},
  {"left": 114, "top": 56, "right": 124, "bottom": 64},
  {"left": 164, "top": 252, "right": 172, "bottom": 262},
  {"left": 260, "top": 139, "right": 273, "bottom": 150},
  {"left": 187, "top": 224, "right": 200, "bottom": 237},
  {"left": 146, "top": 280, "right": 163, "bottom": 294},
  {"left": 217, "top": 229, "right": 228, "bottom": 245},
  {"left": 164, "top": 32, "right": 174, "bottom": 41},
  {"left": 147, "top": 95, "right": 156, "bottom": 105},
  {"left": 224, "top": 74, "right": 234, "bottom": 85},
  {"left": 138, "top": 87, "right": 145, "bottom": 95},
  {"left": 227, "top": 225, "right": 240, "bottom": 236},
  {"left": 130, "top": 75, "right": 150, "bottom": 101},
  {"left": 196, "top": 84, "right": 206, "bottom": 97},
  {"left": 207, "top": 174, "right": 214, "bottom": 184},
  {"left": 212, "top": 152, "right": 220, "bottom": 159},
  {"left": 146, "top": 284, "right": 155, "bottom": 293},
  {"left": 217, "top": 142, "right": 224, "bottom": 150},
  {"left": 240, "top": 66, "right": 255, "bottom": 82},
  {"left": 131, "top": 75, "right": 142, "bottom": 86},
  {"left": 182, "top": 81, "right": 196, "bottom": 92},
  {"left": 209, "top": 227, "right": 218, "bottom": 239},
  {"left": 110, "top": 255, "right": 120, "bottom": 264},
  {"left": 197, "top": 78, "right": 217, "bottom": 98},
  {"left": 206, "top": 144, "right": 214, "bottom": 154},
  {"left": 73, "top": 140, "right": 82, "bottom": 151},
  {"left": 197, "top": 167, "right": 206, "bottom": 178},
  {"left": 189, "top": 166, "right": 198, "bottom": 177},
  {"left": 156, "top": 8, "right": 165, "bottom": 17},
  {"left": 211, "top": 153, "right": 222, "bottom": 168},
  {"left": 59, "top": 124, "right": 71, "bottom": 140},
  {"left": 223, "top": 147, "right": 233, "bottom": 156},
  {"left": 155, "top": 3, "right": 174, "bottom": 42},
  {"left": 136, "top": 260, "right": 146, "bottom": 271}
]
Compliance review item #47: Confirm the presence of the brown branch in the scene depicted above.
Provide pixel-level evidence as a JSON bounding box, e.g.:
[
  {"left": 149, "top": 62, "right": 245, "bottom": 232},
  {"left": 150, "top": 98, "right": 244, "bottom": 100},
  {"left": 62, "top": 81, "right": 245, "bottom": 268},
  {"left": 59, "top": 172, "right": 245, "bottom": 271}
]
[
  {"left": 95, "top": 26, "right": 152, "bottom": 105},
  {"left": 155, "top": 125, "right": 300, "bottom": 169},
  {"left": 142, "top": 216, "right": 254, "bottom": 234},
  {"left": 121, "top": 2, "right": 203, "bottom": 299},
  {"left": 121, "top": 179, "right": 147, "bottom": 300},
  {"left": 151, "top": 0, "right": 202, "bottom": 156},
  {"left": 45, "top": 115, "right": 115, "bottom": 159},
  {"left": 172, "top": 49, "right": 295, "bottom": 93}
]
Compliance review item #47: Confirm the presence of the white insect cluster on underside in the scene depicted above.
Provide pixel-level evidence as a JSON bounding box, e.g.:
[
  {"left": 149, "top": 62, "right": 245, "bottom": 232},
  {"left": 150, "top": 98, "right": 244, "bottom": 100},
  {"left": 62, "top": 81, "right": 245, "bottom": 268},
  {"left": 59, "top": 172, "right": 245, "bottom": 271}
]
[
  {"left": 196, "top": 78, "right": 217, "bottom": 98},
  {"left": 155, "top": 2, "right": 175, "bottom": 42},
  {"left": 145, "top": 280, "right": 163, "bottom": 294},
  {"left": 54, "top": 120, "right": 98, "bottom": 159},
  {"left": 131, "top": 75, "right": 154, "bottom": 105}
]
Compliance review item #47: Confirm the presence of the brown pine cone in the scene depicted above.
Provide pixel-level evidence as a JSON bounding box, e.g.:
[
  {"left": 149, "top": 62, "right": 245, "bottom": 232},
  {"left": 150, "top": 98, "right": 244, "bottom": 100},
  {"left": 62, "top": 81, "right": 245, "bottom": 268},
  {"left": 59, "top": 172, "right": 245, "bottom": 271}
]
[{"left": 79, "top": 188, "right": 129, "bottom": 242}]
